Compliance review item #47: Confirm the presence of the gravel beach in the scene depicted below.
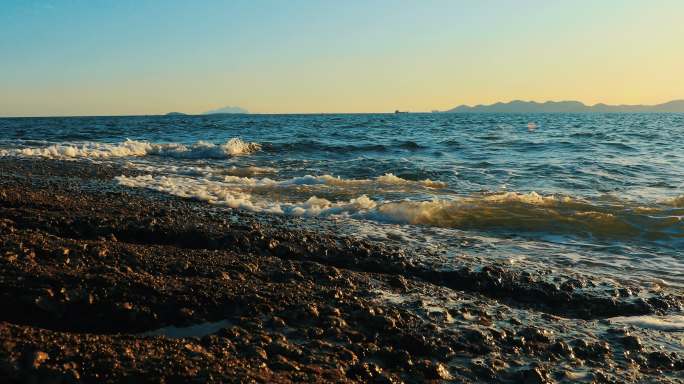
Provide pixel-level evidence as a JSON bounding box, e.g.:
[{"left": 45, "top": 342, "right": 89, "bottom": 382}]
[{"left": 1, "top": 158, "right": 683, "bottom": 383}]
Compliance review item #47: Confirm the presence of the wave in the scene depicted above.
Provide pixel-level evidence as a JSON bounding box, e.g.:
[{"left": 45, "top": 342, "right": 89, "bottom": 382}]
[
  {"left": 263, "top": 140, "right": 426, "bottom": 153},
  {"left": 143, "top": 173, "right": 447, "bottom": 189},
  {"left": 263, "top": 141, "right": 387, "bottom": 153},
  {"left": 396, "top": 140, "right": 425, "bottom": 150},
  {"left": 608, "top": 315, "right": 684, "bottom": 332},
  {"left": 666, "top": 195, "right": 684, "bottom": 208},
  {"left": 271, "top": 173, "right": 446, "bottom": 188},
  {"left": 115, "top": 174, "right": 683, "bottom": 243},
  {"left": 128, "top": 163, "right": 277, "bottom": 177},
  {"left": 0, "top": 138, "right": 260, "bottom": 159},
  {"left": 373, "top": 195, "right": 682, "bottom": 241},
  {"left": 115, "top": 174, "right": 378, "bottom": 215}
]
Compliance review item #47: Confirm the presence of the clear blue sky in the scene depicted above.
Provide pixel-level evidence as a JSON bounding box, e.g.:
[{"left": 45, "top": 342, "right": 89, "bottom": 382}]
[{"left": 1, "top": 0, "right": 683, "bottom": 115}]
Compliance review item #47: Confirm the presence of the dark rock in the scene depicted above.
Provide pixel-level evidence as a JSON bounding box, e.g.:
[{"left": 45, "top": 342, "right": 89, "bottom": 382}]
[
  {"left": 549, "top": 341, "right": 573, "bottom": 357},
  {"left": 347, "top": 362, "right": 384, "bottom": 381},
  {"left": 269, "top": 355, "right": 300, "bottom": 371},
  {"left": 519, "top": 366, "right": 551, "bottom": 384},
  {"left": 517, "top": 327, "right": 553, "bottom": 344},
  {"left": 416, "top": 360, "right": 452, "bottom": 380},
  {"left": 25, "top": 350, "right": 49, "bottom": 369},
  {"left": 470, "top": 359, "right": 497, "bottom": 380},
  {"left": 620, "top": 335, "right": 642, "bottom": 351},
  {"left": 647, "top": 351, "right": 675, "bottom": 369}
]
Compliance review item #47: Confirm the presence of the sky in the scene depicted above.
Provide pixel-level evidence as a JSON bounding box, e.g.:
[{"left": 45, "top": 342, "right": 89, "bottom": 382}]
[{"left": 1, "top": 0, "right": 683, "bottom": 116}]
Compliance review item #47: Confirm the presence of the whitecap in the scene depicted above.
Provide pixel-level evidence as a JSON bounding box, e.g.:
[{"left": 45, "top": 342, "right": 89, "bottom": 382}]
[
  {"left": 115, "top": 174, "right": 683, "bottom": 242},
  {"left": 0, "top": 138, "right": 260, "bottom": 160},
  {"left": 608, "top": 315, "right": 684, "bottom": 332}
]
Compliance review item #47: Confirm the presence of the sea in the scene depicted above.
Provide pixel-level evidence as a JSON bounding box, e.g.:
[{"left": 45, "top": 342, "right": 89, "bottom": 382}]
[{"left": 1, "top": 113, "right": 682, "bottom": 287}]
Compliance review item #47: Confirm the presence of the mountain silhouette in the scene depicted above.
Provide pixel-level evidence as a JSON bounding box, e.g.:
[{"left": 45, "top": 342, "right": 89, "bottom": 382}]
[
  {"left": 203, "top": 106, "right": 249, "bottom": 115},
  {"left": 444, "top": 100, "right": 684, "bottom": 113}
]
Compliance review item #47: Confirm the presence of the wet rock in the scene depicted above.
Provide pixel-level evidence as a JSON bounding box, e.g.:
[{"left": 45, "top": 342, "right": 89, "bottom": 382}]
[
  {"left": 383, "top": 349, "right": 413, "bottom": 369},
  {"left": 25, "top": 350, "right": 49, "bottom": 369},
  {"left": 305, "top": 304, "right": 319, "bottom": 319},
  {"left": 396, "top": 334, "right": 432, "bottom": 357},
  {"left": 267, "top": 340, "right": 303, "bottom": 359},
  {"left": 325, "top": 315, "right": 347, "bottom": 329},
  {"left": 389, "top": 275, "right": 409, "bottom": 291},
  {"left": 463, "top": 329, "right": 492, "bottom": 344},
  {"left": 304, "top": 327, "right": 323, "bottom": 339},
  {"left": 427, "top": 309, "right": 452, "bottom": 323},
  {"left": 518, "top": 366, "right": 551, "bottom": 384},
  {"left": 620, "top": 335, "right": 642, "bottom": 351},
  {"left": 572, "top": 339, "right": 610, "bottom": 360},
  {"left": 560, "top": 278, "right": 586, "bottom": 292},
  {"left": 269, "top": 316, "right": 286, "bottom": 328},
  {"left": 347, "top": 362, "right": 384, "bottom": 381},
  {"left": 489, "top": 328, "right": 507, "bottom": 341},
  {"left": 338, "top": 348, "right": 358, "bottom": 364},
  {"left": 51, "top": 247, "right": 71, "bottom": 265},
  {"left": 470, "top": 359, "right": 497, "bottom": 380},
  {"left": 416, "top": 360, "right": 452, "bottom": 380},
  {"left": 647, "top": 351, "right": 675, "bottom": 369},
  {"left": 269, "top": 355, "right": 300, "bottom": 371},
  {"left": 517, "top": 327, "right": 553, "bottom": 344},
  {"left": 549, "top": 341, "right": 573, "bottom": 358},
  {"left": 247, "top": 346, "right": 268, "bottom": 360}
]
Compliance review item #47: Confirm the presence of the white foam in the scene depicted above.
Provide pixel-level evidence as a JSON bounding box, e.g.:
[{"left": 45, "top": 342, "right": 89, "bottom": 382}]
[
  {"left": 373, "top": 192, "right": 579, "bottom": 226},
  {"left": 115, "top": 174, "right": 569, "bottom": 222},
  {"left": 117, "top": 173, "right": 447, "bottom": 198},
  {"left": 608, "top": 315, "right": 684, "bottom": 332},
  {"left": 666, "top": 195, "right": 684, "bottom": 207},
  {"left": 128, "top": 163, "right": 276, "bottom": 177},
  {"left": 116, "top": 174, "right": 378, "bottom": 216},
  {"left": 375, "top": 173, "right": 447, "bottom": 188},
  {"left": 114, "top": 174, "right": 683, "bottom": 242},
  {"left": 481, "top": 191, "right": 573, "bottom": 205},
  {"left": 221, "top": 173, "right": 447, "bottom": 189},
  {"left": 0, "top": 138, "right": 260, "bottom": 160}
]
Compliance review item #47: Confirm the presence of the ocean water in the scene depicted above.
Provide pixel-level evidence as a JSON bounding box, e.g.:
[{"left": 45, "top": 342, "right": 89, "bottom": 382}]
[{"left": 1, "top": 113, "right": 683, "bottom": 286}]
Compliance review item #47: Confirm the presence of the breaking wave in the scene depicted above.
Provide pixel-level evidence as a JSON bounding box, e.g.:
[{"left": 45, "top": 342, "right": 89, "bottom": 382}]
[
  {"left": 115, "top": 174, "right": 683, "bottom": 243},
  {"left": 116, "top": 172, "right": 447, "bottom": 195},
  {"left": 257, "top": 173, "right": 447, "bottom": 189},
  {"left": 667, "top": 195, "right": 684, "bottom": 208},
  {"left": 261, "top": 140, "right": 427, "bottom": 154},
  {"left": 0, "top": 138, "right": 260, "bottom": 159},
  {"left": 127, "top": 163, "right": 277, "bottom": 177},
  {"left": 115, "top": 174, "right": 378, "bottom": 216}
]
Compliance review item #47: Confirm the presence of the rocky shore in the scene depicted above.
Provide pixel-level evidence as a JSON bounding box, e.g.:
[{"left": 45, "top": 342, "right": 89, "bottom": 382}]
[{"left": 1, "top": 158, "right": 683, "bottom": 383}]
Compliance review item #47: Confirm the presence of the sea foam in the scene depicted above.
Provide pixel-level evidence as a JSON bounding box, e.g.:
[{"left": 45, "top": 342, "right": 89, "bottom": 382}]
[
  {"left": 608, "top": 315, "right": 684, "bottom": 332},
  {"left": 115, "top": 174, "right": 378, "bottom": 215},
  {"left": 115, "top": 174, "right": 683, "bottom": 242},
  {"left": 0, "top": 138, "right": 260, "bottom": 159}
]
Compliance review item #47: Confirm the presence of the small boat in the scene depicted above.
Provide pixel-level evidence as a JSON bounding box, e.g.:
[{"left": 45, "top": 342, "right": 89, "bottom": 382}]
[{"left": 394, "top": 110, "right": 409, "bottom": 114}]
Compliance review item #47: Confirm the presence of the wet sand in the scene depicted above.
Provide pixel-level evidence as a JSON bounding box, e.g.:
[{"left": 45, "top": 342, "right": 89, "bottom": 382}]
[{"left": 0, "top": 158, "right": 682, "bottom": 383}]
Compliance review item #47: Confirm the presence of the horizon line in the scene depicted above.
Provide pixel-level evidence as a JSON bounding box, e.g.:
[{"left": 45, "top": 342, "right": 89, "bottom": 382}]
[{"left": 2, "top": 98, "right": 683, "bottom": 118}]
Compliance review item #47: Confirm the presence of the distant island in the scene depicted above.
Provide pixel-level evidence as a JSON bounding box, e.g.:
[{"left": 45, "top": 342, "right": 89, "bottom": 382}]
[
  {"left": 165, "top": 112, "right": 187, "bottom": 116},
  {"left": 203, "top": 106, "right": 249, "bottom": 115},
  {"left": 443, "top": 100, "right": 684, "bottom": 113}
]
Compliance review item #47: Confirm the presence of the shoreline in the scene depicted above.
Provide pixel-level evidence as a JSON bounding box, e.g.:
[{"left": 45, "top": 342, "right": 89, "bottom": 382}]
[{"left": 1, "top": 158, "right": 682, "bottom": 383}]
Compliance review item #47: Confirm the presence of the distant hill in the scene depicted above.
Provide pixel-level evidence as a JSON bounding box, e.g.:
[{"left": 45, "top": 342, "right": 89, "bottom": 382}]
[
  {"left": 443, "top": 100, "right": 684, "bottom": 113},
  {"left": 203, "top": 106, "right": 248, "bottom": 115},
  {"left": 165, "top": 112, "right": 187, "bottom": 116}
]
